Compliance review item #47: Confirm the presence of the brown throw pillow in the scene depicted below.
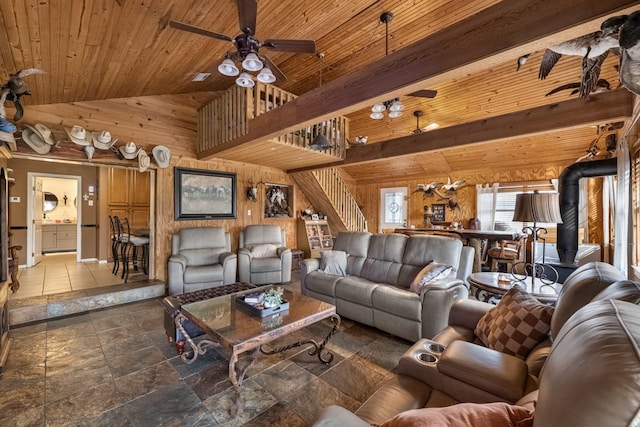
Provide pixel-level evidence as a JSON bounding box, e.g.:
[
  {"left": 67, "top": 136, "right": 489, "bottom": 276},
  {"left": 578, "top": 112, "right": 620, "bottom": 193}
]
[
  {"left": 475, "top": 286, "right": 554, "bottom": 359},
  {"left": 376, "top": 402, "right": 534, "bottom": 427}
]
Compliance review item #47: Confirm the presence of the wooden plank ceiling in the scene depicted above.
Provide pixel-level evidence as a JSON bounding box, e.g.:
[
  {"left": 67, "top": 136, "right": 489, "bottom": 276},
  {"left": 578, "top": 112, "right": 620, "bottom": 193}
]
[{"left": 0, "top": 0, "right": 638, "bottom": 181}]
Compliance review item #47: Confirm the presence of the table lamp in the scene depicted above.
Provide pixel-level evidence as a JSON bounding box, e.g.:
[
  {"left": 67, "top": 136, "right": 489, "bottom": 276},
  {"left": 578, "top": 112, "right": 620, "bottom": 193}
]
[{"left": 512, "top": 190, "right": 563, "bottom": 287}]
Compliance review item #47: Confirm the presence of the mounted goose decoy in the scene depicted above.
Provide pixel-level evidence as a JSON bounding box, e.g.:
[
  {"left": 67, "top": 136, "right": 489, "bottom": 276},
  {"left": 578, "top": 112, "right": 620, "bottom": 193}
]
[
  {"left": 441, "top": 177, "right": 466, "bottom": 193},
  {"left": 0, "top": 68, "right": 46, "bottom": 121},
  {"left": 516, "top": 54, "right": 529, "bottom": 71},
  {"left": 414, "top": 182, "right": 442, "bottom": 196},
  {"left": 617, "top": 11, "right": 640, "bottom": 96},
  {"left": 545, "top": 79, "right": 611, "bottom": 97},
  {"left": 538, "top": 17, "right": 624, "bottom": 97}
]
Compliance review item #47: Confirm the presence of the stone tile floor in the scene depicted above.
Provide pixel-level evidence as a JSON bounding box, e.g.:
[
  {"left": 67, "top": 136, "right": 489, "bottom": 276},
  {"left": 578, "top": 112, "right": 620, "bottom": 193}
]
[{"left": 0, "top": 279, "right": 411, "bottom": 426}]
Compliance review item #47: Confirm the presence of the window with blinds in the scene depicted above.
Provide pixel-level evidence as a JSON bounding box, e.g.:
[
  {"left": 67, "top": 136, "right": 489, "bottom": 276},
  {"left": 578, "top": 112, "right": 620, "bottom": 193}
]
[{"left": 492, "top": 181, "right": 558, "bottom": 231}]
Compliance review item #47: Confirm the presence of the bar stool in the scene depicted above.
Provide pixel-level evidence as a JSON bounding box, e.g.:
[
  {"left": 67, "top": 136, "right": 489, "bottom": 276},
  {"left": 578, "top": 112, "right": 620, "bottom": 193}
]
[
  {"left": 115, "top": 216, "right": 149, "bottom": 282},
  {"left": 109, "top": 215, "right": 122, "bottom": 275}
]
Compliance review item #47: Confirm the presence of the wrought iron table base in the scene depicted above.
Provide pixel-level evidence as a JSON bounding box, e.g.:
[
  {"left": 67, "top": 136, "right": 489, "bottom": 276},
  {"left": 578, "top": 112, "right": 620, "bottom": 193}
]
[{"left": 174, "top": 313, "right": 341, "bottom": 416}]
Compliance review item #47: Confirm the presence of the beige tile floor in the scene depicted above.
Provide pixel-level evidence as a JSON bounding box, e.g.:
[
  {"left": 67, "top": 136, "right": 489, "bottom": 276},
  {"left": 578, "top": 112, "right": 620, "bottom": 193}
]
[{"left": 11, "top": 253, "right": 126, "bottom": 300}]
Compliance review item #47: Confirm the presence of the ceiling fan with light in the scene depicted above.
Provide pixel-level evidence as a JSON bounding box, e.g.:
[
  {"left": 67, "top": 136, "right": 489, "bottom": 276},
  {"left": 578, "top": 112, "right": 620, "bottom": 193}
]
[
  {"left": 369, "top": 12, "right": 438, "bottom": 120},
  {"left": 169, "top": 0, "right": 316, "bottom": 87},
  {"left": 410, "top": 110, "right": 440, "bottom": 135}
]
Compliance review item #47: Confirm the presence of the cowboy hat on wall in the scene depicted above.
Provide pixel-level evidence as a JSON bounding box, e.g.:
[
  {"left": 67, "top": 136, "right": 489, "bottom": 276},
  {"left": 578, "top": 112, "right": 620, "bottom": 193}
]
[{"left": 22, "top": 123, "right": 57, "bottom": 154}]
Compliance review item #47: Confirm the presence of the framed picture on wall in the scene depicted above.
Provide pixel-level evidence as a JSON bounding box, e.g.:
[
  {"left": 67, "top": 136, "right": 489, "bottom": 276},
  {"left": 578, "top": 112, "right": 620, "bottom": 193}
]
[
  {"left": 264, "top": 183, "right": 293, "bottom": 218},
  {"left": 431, "top": 203, "right": 446, "bottom": 222},
  {"left": 174, "top": 167, "right": 236, "bottom": 220}
]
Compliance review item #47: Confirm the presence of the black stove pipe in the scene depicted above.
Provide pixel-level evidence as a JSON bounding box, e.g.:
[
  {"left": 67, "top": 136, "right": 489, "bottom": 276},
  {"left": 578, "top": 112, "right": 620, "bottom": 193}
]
[{"left": 557, "top": 158, "right": 617, "bottom": 264}]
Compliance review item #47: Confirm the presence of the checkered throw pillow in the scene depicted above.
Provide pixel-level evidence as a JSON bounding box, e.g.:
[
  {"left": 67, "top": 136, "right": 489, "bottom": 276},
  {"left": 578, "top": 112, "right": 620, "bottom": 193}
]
[{"left": 475, "top": 286, "right": 554, "bottom": 359}]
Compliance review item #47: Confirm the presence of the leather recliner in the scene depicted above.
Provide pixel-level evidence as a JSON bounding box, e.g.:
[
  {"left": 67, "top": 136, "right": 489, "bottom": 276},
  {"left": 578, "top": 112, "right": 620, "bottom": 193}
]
[
  {"left": 433, "top": 261, "right": 626, "bottom": 377},
  {"left": 238, "top": 224, "right": 292, "bottom": 285},
  {"left": 167, "top": 227, "right": 237, "bottom": 295}
]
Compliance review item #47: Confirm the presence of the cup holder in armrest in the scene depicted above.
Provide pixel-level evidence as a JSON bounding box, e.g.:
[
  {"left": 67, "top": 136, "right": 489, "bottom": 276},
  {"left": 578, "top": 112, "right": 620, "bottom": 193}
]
[
  {"left": 424, "top": 342, "right": 446, "bottom": 354},
  {"left": 416, "top": 352, "right": 438, "bottom": 364}
]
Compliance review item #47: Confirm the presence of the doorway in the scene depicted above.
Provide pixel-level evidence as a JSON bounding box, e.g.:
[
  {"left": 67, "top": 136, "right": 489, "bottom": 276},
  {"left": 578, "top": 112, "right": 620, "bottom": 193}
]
[
  {"left": 379, "top": 187, "right": 408, "bottom": 233},
  {"left": 27, "top": 173, "right": 81, "bottom": 267}
]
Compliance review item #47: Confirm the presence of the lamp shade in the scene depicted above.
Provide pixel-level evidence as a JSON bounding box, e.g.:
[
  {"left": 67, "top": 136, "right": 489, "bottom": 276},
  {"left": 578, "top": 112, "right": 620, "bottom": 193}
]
[
  {"left": 257, "top": 67, "right": 276, "bottom": 84},
  {"left": 236, "top": 72, "right": 255, "bottom": 88},
  {"left": 242, "top": 53, "right": 263, "bottom": 72},
  {"left": 370, "top": 111, "right": 384, "bottom": 120},
  {"left": 389, "top": 99, "right": 404, "bottom": 112},
  {"left": 218, "top": 58, "right": 239, "bottom": 76},
  {"left": 388, "top": 110, "right": 403, "bottom": 118},
  {"left": 371, "top": 103, "right": 386, "bottom": 113},
  {"left": 513, "top": 192, "right": 563, "bottom": 223}
]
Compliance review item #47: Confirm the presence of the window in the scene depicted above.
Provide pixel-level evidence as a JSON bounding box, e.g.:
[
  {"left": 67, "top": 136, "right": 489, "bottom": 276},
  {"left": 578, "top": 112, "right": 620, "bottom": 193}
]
[{"left": 479, "top": 180, "right": 560, "bottom": 232}]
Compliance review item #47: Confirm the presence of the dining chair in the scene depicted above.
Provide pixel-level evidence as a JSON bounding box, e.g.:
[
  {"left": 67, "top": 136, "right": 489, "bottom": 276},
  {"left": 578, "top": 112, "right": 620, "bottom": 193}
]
[{"left": 487, "top": 234, "right": 527, "bottom": 273}]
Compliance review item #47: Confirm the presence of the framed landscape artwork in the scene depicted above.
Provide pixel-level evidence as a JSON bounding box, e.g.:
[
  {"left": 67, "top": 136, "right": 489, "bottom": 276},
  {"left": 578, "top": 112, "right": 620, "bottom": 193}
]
[{"left": 174, "top": 167, "right": 237, "bottom": 220}]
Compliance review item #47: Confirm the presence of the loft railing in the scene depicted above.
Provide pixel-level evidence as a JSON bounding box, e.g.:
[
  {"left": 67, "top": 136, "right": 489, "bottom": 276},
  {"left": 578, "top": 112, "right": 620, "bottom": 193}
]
[{"left": 198, "top": 82, "right": 347, "bottom": 159}]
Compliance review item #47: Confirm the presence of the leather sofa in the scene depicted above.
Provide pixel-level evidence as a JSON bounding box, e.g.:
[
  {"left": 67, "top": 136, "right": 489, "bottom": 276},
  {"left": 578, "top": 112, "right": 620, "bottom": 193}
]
[
  {"left": 167, "top": 227, "right": 237, "bottom": 295},
  {"left": 301, "top": 232, "right": 474, "bottom": 341},
  {"left": 313, "top": 263, "right": 640, "bottom": 426}
]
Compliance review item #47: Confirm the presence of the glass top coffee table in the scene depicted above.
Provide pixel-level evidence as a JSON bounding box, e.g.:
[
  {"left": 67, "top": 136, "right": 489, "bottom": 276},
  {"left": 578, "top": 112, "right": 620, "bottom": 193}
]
[{"left": 173, "top": 286, "right": 340, "bottom": 415}]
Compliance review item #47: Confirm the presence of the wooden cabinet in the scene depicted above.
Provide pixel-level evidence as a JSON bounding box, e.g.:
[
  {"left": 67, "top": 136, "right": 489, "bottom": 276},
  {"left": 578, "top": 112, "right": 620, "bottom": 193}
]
[
  {"left": 42, "top": 224, "right": 77, "bottom": 252},
  {"left": 108, "top": 168, "right": 150, "bottom": 231},
  {"left": 297, "top": 219, "right": 334, "bottom": 258}
]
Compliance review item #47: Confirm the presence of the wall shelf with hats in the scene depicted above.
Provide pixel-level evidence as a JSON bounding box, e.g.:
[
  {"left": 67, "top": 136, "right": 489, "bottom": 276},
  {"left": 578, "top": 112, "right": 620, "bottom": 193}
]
[{"left": 12, "top": 122, "right": 172, "bottom": 170}]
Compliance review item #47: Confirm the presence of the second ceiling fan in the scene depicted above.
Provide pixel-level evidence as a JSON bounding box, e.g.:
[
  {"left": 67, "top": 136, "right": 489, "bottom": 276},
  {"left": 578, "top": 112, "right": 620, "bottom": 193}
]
[{"left": 169, "top": 0, "right": 316, "bottom": 87}]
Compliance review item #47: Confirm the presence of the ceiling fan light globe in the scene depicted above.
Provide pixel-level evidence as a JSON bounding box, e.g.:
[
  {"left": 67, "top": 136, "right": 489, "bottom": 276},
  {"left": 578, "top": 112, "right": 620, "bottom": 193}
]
[
  {"left": 257, "top": 67, "right": 276, "bottom": 84},
  {"left": 218, "top": 59, "right": 239, "bottom": 76},
  {"left": 389, "top": 100, "right": 404, "bottom": 112},
  {"left": 370, "top": 112, "right": 384, "bottom": 119},
  {"left": 423, "top": 122, "right": 440, "bottom": 131},
  {"left": 236, "top": 72, "right": 255, "bottom": 88},
  {"left": 371, "top": 103, "right": 386, "bottom": 113},
  {"left": 242, "top": 53, "right": 264, "bottom": 72},
  {"left": 388, "top": 111, "right": 403, "bottom": 118}
]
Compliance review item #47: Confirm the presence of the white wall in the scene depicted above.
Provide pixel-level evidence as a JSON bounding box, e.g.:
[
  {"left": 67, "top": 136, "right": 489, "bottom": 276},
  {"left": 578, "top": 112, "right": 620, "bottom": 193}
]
[{"left": 42, "top": 177, "right": 78, "bottom": 223}]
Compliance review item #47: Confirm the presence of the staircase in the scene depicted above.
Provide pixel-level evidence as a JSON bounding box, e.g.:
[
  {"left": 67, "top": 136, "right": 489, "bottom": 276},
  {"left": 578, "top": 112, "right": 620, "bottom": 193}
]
[{"left": 292, "top": 168, "right": 367, "bottom": 233}]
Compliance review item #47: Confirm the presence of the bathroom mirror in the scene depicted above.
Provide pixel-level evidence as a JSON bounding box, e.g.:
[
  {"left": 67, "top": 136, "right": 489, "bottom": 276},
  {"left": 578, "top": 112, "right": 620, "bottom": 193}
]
[{"left": 43, "top": 192, "right": 58, "bottom": 212}]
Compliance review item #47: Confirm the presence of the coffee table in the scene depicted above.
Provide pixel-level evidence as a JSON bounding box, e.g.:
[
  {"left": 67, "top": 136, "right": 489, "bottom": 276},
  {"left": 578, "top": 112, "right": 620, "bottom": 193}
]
[
  {"left": 173, "top": 287, "right": 340, "bottom": 415},
  {"left": 468, "top": 272, "right": 562, "bottom": 304}
]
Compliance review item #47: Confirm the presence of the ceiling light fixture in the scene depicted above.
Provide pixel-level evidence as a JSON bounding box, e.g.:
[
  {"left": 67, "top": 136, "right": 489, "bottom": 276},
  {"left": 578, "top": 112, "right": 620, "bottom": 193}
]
[
  {"left": 218, "top": 52, "right": 275, "bottom": 87},
  {"left": 369, "top": 12, "right": 404, "bottom": 120},
  {"left": 370, "top": 97, "right": 405, "bottom": 120}
]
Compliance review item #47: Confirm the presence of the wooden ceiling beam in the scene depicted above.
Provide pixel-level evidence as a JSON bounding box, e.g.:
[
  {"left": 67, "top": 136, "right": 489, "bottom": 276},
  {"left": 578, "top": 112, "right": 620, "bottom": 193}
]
[
  {"left": 286, "top": 89, "right": 634, "bottom": 172},
  {"left": 198, "top": 0, "right": 639, "bottom": 161}
]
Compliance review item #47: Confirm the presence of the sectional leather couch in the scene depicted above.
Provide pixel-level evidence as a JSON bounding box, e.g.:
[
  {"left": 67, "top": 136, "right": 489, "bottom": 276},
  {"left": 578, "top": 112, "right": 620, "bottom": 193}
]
[
  {"left": 312, "top": 262, "right": 640, "bottom": 427},
  {"left": 301, "top": 231, "right": 474, "bottom": 341}
]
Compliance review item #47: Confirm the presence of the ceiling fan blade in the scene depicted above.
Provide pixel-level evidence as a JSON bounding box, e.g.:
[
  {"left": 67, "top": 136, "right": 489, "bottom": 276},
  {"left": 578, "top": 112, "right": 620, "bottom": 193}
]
[
  {"left": 263, "top": 39, "right": 316, "bottom": 53},
  {"left": 237, "top": 0, "right": 257, "bottom": 35},
  {"left": 169, "top": 21, "right": 232, "bottom": 42},
  {"left": 408, "top": 89, "right": 438, "bottom": 98},
  {"left": 264, "top": 56, "right": 287, "bottom": 81}
]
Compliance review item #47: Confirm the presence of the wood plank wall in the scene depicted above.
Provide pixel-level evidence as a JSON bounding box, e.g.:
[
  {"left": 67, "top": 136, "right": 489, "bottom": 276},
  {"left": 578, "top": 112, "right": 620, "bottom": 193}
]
[
  {"left": 355, "top": 166, "right": 566, "bottom": 231},
  {"left": 154, "top": 157, "right": 311, "bottom": 282}
]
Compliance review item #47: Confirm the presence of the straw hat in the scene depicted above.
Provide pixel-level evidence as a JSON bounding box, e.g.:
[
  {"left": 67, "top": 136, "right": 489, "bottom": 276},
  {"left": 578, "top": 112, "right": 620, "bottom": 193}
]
[
  {"left": 22, "top": 125, "right": 52, "bottom": 155},
  {"left": 152, "top": 145, "right": 172, "bottom": 168},
  {"left": 118, "top": 141, "right": 140, "bottom": 159},
  {"left": 64, "top": 125, "right": 91, "bottom": 146},
  {"left": 138, "top": 149, "right": 150, "bottom": 172},
  {"left": 33, "top": 124, "right": 57, "bottom": 146},
  {"left": 92, "top": 130, "right": 118, "bottom": 150}
]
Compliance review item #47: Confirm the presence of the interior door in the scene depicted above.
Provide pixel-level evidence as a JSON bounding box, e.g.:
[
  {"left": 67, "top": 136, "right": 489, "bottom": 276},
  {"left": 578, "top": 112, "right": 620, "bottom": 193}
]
[
  {"left": 33, "top": 176, "right": 44, "bottom": 266},
  {"left": 379, "top": 187, "right": 408, "bottom": 232}
]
